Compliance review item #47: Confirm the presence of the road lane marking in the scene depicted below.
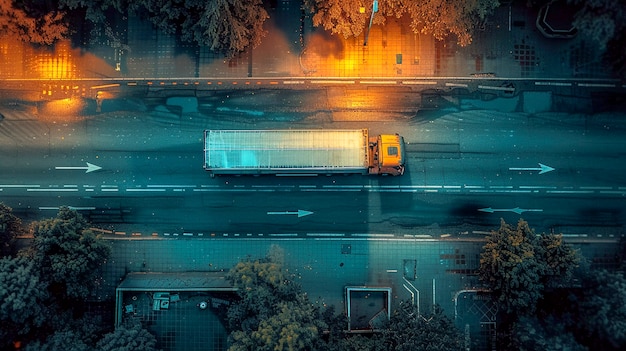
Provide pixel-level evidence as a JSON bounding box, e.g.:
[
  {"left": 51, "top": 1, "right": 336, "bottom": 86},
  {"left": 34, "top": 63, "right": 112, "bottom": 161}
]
[
  {"left": 535, "top": 81, "right": 572, "bottom": 86},
  {"left": 7, "top": 182, "right": 625, "bottom": 197},
  {"left": 546, "top": 190, "right": 594, "bottom": 194},
  {"left": 310, "top": 80, "right": 356, "bottom": 84},
  {"left": 577, "top": 83, "right": 615, "bottom": 88},
  {"left": 401, "top": 80, "right": 437, "bottom": 85},
  {"left": 353, "top": 233, "right": 395, "bottom": 237},
  {"left": 307, "top": 233, "right": 345, "bottom": 237},
  {"left": 39, "top": 206, "right": 96, "bottom": 210},
  {"left": 478, "top": 85, "right": 515, "bottom": 92},
  {"left": 360, "top": 80, "right": 397, "bottom": 84}
]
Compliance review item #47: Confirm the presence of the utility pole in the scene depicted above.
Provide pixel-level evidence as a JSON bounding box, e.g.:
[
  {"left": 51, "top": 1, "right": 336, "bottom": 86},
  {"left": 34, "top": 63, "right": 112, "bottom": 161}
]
[{"left": 363, "top": 0, "right": 379, "bottom": 46}]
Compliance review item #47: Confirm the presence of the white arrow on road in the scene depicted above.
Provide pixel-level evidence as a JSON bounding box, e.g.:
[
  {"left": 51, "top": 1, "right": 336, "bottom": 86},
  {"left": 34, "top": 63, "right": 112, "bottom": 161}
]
[
  {"left": 508, "top": 163, "right": 555, "bottom": 174},
  {"left": 479, "top": 207, "right": 543, "bottom": 215},
  {"left": 55, "top": 162, "right": 102, "bottom": 173},
  {"left": 267, "top": 209, "right": 314, "bottom": 218}
]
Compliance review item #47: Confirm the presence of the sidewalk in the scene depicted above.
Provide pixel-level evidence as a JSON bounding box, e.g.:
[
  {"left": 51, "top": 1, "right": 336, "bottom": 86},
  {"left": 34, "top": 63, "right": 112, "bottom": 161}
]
[{"left": 0, "top": 1, "right": 609, "bottom": 82}]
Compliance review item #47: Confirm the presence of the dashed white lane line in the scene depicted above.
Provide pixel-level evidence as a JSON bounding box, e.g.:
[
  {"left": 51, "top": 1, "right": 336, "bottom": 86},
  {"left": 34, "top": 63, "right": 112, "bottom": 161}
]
[
  {"left": 546, "top": 190, "right": 594, "bottom": 194},
  {"left": 4, "top": 184, "right": 626, "bottom": 196}
]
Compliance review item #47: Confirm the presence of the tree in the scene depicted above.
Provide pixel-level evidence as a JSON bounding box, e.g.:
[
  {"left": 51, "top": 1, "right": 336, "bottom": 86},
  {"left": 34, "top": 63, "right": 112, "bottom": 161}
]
[
  {"left": 95, "top": 319, "right": 158, "bottom": 351},
  {"left": 383, "top": 301, "right": 463, "bottom": 351},
  {"left": 568, "top": 0, "right": 625, "bottom": 51},
  {"left": 574, "top": 270, "right": 626, "bottom": 350},
  {"left": 0, "top": 203, "right": 23, "bottom": 257},
  {"left": 24, "top": 330, "right": 90, "bottom": 351},
  {"left": 230, "top": 297, "right": 322, "bottom": 351},
  {"left": 0, "top": 0, "right": 69, "bottom": 45},
  {"left": 179, "top": 0, "right": 269, "bottom": 55},
  {"left": 333, "top": 333, "right": 387, "bottom": 351},
  {"left": 314, "top": 304, "right": 389, "bottom": 351},
  {"left": 227, "top": 245, "right": 325, "bottom": 351},
  {"left": 512, "top": 315, "right": 587, "bottom": 351},
  {"left": 479, "top": 219, "right": 545, "bottom": 315},
  {"left": 0, "top": 256, "right": 50, "bottom": 348},
  {"left": 304, "top": 0, "right": 500, "bottom": 46},
  {"left": 536, "top": 232, "right": 580, "bottom": 288},
  {"left": 29, "top": 206, "right": 111, "bottom": 301},
  {"left": 60, "top": 0, "right": 269, "bottom": 56},
  {"left": 568, "top": 0, "right": 626, "bottom": 78}
]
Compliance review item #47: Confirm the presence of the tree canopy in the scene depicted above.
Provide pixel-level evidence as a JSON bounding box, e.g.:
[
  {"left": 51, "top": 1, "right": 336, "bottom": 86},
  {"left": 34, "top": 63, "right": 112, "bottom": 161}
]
[
  {"left": 0, "top": 256, "right": 50, "bottom": 348},
  {"left": 479, "top": 219, "right": 580, "bottom": 315},
  {"left": 304, "top": 0, "right": 501, "bottom": 46},
  {"left": 574, "top": 270, "right": 626, "bottom": 350},
  {"left": 29, "top": 206, "right": 111, "bottom": 301},
  {"left": 512, "top": 315, "right": 587, "bottom": 351},
  {"left": 0, "top": 0, "right": 68, "bottom": 45},
  {"left": 0, "top": 203, "right": 23, "bottom": 257},
  {"left": 58, "top": 0, "right": 269, "bottom": 56},
  {"left": 140, "top": 0, "right": 269, "bottom": 55},
  {"left": 226, "top": 245, "right": 325, "bottom": 351},
  {"left": 95, "top": 319, "right": 158, "bottom": 351},
  {"left": 384, "top": 301, "right": 463, "bottom": 351},
  {"left": 23, "top": 330, "right": 90, "bottom": 351},
  {"left": 479, "top": 219, "right": 544, "bottom": 314},
  {"left": 568, "top": 0, "right": 626, "bottom": 78}
]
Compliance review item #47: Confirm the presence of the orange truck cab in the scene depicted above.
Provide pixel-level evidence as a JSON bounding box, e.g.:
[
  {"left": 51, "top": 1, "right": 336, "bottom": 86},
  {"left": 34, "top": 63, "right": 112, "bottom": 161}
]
[{"left": 368, "top": 133, "right": 406, "bottom": 176}]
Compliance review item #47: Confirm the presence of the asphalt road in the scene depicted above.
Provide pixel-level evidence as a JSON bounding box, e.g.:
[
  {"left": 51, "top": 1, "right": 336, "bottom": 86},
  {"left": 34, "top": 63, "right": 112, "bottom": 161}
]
[{"left": 1, "top": 88, "right": 625, "bottom": 237}]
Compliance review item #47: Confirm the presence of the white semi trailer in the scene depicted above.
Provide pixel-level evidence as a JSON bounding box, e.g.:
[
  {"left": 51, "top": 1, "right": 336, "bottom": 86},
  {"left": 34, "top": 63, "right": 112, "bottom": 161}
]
[{"left": 203, "top": 129, "right": 405, "bottom": 177}]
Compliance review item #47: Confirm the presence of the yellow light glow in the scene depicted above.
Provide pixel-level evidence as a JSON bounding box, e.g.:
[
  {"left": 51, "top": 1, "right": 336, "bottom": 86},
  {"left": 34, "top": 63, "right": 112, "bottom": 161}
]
[
  {"left": 38, "top": 98, "right": 87, "bottom": 123},
  {"left": 34, "top": 41, "right": 77, "bottom": 79}
]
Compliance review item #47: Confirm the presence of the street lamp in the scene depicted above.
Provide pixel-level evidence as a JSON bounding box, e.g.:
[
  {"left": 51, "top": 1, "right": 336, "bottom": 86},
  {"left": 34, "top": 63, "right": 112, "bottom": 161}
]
[{"left": 363, "top": 0, "right": 379, "bottom": 46}]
